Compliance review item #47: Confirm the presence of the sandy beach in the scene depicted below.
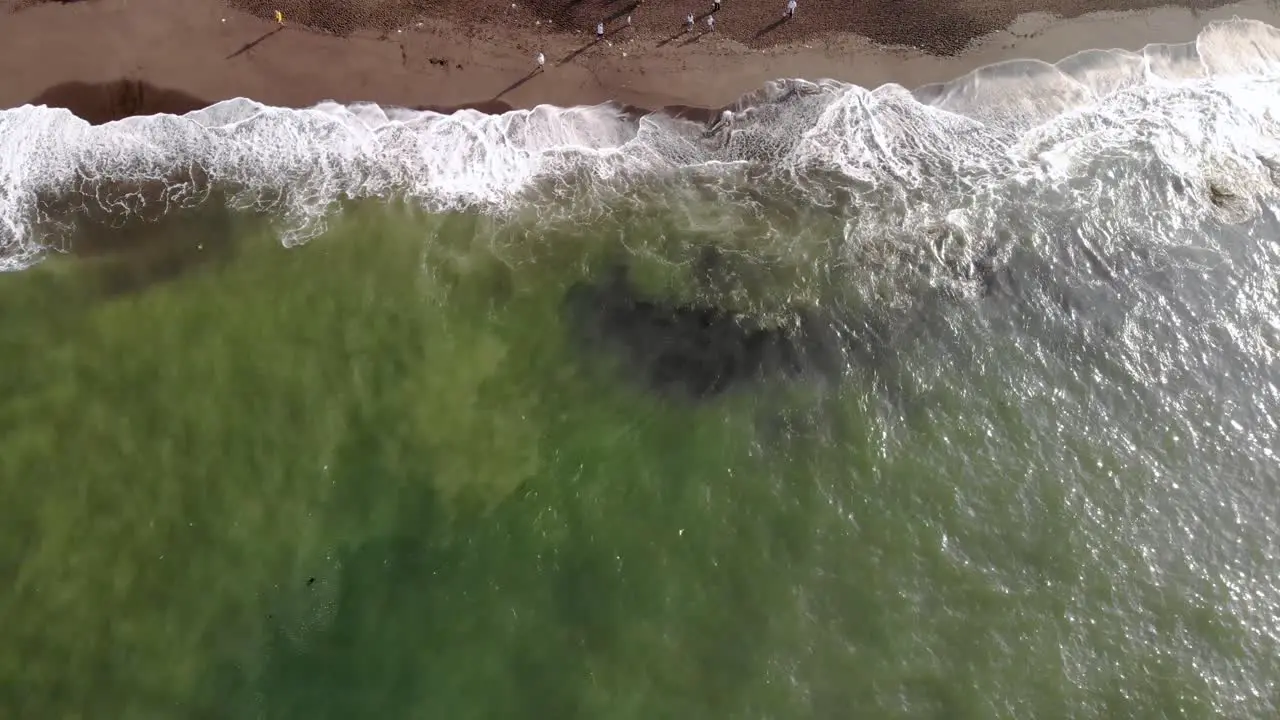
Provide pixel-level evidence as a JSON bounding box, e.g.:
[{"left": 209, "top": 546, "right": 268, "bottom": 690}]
[{"left": 1, "top": 0, "right": 1278, "bottom": 121}]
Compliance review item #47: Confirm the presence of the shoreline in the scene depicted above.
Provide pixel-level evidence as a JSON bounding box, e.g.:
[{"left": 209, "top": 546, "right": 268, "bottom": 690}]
[
  {"left": 1, "top": 0, "right": 1278, "bottom": 124},
  {"left": 21, "top": 79, "right": 737, "bottom": 127}
]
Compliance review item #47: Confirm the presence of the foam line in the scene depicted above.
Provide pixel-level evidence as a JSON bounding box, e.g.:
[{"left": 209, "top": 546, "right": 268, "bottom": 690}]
[{"left": 1, "top": 19, "right": 1279, "bottom": 269}]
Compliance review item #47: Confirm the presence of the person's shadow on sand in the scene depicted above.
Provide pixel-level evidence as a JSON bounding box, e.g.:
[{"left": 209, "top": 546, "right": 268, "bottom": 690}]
[
  {"left": 680, "top": 30, "right": 708, "bottom": 47},
  {"left": 560, "top": 42, "right": 593, "bottom": 65},
  {"left": 493, "top": 69, "right": 540, "bottom": 99},
  {"left": 560, "top": 20, "right": 636, "bottom": 65},
  {"left": 753, "top": 17, "right": 787, "bottom": 40},
  {"left": 656, "top": 26, "right": 691, "bottom": 47},
  {"left": 225, "top": 26, "right": 285, "bottom": 60},
  {"left": 560, "top": 34, "right": 608, "bottom": 65}
]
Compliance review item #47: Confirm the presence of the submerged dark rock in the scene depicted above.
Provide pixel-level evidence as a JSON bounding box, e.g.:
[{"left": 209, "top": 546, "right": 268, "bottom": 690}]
[
  {"left": 563, "top": 263, "right": 844, "bottom": 400},
  {"left": 43, "top": 194, "right": 238, "bottom": 298}
]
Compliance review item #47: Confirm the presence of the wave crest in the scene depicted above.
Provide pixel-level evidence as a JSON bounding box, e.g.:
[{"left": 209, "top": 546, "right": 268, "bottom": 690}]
[{"left": 1, "top": 18, "right": 1280, "bottom": 269}]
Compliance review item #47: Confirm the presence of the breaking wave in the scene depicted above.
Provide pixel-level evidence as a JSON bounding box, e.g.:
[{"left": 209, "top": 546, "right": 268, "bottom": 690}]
[{"left": 1, "top": 18, "right": 1279, "bottom": 269}]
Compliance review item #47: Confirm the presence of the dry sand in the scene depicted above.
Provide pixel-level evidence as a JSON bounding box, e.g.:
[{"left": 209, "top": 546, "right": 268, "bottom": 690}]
[{"left": 0, "top": 0, "right": 1278, "bottom": 121}]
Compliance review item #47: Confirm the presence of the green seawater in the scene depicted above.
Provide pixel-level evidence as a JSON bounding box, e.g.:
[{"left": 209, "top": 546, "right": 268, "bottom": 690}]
[{"left": 0, "top": 199, "right": 1276, "bottom": 719}]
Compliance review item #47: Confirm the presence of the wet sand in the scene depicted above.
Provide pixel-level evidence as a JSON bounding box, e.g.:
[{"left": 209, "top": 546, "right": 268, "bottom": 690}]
[{"left": 0, "top": 0, "right": 1277, "bottom": 121}]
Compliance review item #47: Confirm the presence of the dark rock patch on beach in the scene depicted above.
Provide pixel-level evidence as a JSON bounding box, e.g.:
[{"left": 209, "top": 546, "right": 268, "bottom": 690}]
[
  {"left": 25, "top": 80, "right": 208, "bottom": 124},
  {"left": 57, "top": 199, "right": 239, "bottom": 299}
]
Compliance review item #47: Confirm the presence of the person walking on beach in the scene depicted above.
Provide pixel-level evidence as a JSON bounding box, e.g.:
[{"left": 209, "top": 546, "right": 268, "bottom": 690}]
[
  {"left": 686, "top": 13, "right": 695, "bottom": 32},
  {"left": 274, "top": 9, "right": 284, "bottom": 24},
  {"left": 537, "top": 52, "right": 546, "bottom": 71},
  {"left": 706, "top": 15, "right": 715, "bottom": 31},
  {"left": 785, "top": 0, "right": 796, "bottom": 18},
  {"left": 597, "top": 21, "right": 605, "bottom": 40},
  {"left": 712, "top": 0, "right": 721, "bottom": 11}
]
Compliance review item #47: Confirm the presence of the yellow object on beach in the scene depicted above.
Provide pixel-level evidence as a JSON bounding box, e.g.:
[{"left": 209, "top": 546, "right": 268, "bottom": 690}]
[{"left": 275, "top": 10, "right": 284, "bottom": 24}]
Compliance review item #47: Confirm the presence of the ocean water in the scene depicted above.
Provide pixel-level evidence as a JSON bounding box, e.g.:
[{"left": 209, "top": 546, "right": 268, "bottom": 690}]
[{"left": 2, "top": 16, "right": 1280, "bottom": 719}]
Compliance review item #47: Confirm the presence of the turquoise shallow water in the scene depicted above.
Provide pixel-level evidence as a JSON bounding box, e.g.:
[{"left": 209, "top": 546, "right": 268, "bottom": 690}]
[{"left": 0, "top": 190, "right": 1276, "bottom": 718}]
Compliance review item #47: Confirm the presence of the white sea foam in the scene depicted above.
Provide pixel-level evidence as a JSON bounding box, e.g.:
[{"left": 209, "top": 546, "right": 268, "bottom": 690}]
[{"left": 2, "top": 18, "right": 1280, "bottom": 269}]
